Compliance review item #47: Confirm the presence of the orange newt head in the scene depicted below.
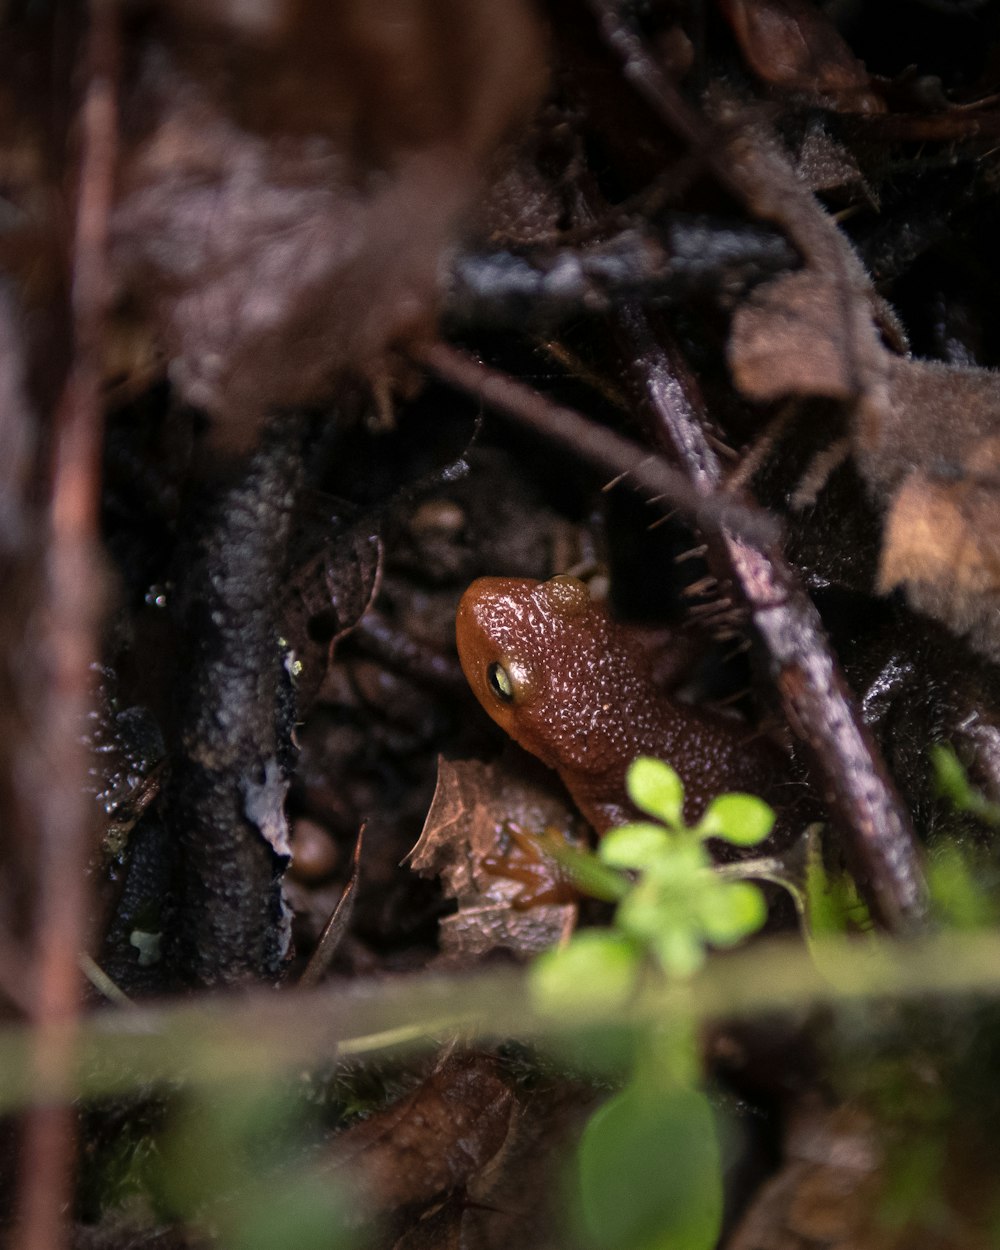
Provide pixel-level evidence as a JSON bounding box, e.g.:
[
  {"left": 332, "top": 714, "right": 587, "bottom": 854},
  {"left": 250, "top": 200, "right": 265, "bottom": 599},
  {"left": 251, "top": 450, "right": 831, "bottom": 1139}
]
[
  {"left": 457, "top": 574, "right": 787, "bottom": 834},
  {"left": 455, "top": 574, "right": 624, "bottom": 776}
]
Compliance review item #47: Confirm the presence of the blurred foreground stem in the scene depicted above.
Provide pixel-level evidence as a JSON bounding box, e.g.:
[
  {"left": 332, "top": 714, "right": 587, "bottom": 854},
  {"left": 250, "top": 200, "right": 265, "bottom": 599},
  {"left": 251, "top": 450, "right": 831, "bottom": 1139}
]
[{"left": 4, "top": 931, "right": 1000, "bottom": 1107}]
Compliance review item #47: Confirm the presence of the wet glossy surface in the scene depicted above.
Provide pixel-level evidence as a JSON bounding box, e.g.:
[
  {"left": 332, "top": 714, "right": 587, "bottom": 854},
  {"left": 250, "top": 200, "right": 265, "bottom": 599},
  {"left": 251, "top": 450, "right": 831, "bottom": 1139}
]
[{"left": 456, "top": 575, "right": 785, "bottom": 832}]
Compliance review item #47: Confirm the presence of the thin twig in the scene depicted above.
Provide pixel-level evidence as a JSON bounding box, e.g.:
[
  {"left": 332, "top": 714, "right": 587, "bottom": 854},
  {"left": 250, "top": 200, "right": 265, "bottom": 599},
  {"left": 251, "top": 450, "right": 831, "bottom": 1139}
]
[
  {"left": 298, "top": 828, "right": 364, "bottom": 989},
  {"left": 412, "top": 341, "right": 781, "bottom": 551},
  {"left": 78, "top": 955, "right": 134, "bottom": 1008},
  {"left": 14, "top": 5, "right": 119, "bottom": 1249},
  {"left": 613, "top": 306, "right": 927, "bottom": 933}
]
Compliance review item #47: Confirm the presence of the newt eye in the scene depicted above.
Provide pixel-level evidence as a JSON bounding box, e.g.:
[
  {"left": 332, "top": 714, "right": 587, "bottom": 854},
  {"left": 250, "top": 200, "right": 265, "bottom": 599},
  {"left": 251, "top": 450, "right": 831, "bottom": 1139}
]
[{"left": 487, "top": 661, "right": 515, "bottom": 703}]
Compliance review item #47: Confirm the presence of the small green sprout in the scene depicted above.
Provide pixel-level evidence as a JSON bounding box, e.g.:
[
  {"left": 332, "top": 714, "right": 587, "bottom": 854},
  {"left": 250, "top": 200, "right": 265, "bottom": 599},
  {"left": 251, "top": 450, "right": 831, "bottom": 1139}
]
[
  {"left": 800, "top": 829, "right": 873, "bottom": 939},
  {"left": 932, "top": 743, "right": 1000, "bottom": 827},
  {"left": 746, "top": 823, "right": 873, "bottom": 947},
  {"left": 533, "top": 757, "right": 775, "bottom": 1003},
  {"left": 531, "top": 757, "right": 775, "bottom": 1250},
  {"left": 927, "top": 745, "right": 1000, "bottom": 927},
  {"left": 927, "top": 842, "right": 1000, "bottom": 929},
  {"left": 606, "top": 759, "right": 773, "bottom": 978}
]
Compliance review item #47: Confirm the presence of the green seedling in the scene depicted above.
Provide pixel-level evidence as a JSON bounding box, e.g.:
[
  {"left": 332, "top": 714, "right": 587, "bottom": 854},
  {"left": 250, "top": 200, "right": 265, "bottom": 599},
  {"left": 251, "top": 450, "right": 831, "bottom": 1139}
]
[
  {"left": 532, "top": 757, "right": 777, "bottom": 1250},
  {"left": 933, "top": 742, "right": 1000, "bottom": 828},
  {"left": 929, "top": 744, "right": 1000, "bottom": 928},
  {"left": 533, "top": 756, "right": 775, "bottom": 1002}
]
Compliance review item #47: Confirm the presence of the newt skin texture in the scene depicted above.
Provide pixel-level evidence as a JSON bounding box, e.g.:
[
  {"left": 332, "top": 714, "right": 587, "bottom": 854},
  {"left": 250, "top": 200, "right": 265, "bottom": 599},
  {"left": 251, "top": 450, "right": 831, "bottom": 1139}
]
[{"left": 456, "top": 575, "right": 786, "bottom": 833}]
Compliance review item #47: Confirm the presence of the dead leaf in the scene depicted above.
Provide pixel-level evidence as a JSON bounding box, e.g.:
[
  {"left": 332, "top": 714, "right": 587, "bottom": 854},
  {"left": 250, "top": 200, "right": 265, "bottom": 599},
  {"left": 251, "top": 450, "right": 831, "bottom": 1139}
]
[
  {"left": 849, "top": 358, "right": 1000, "bottom": 658},
  {"left": 717, "top": 98, "right": 890, "bottom": 410},
  {"left": 719, "top": 0, "right": 884, "bottom": 113},
  {"left": 726, "top": 1097, "right": 1000, "bottom": 1250},
  {"left": 878, "top": 469, "right": 1000, "bottom": 664},
  {"left": 326, "top": 1051, "right": 517, "bottom": 1212},
  {"left": 720, "top": 106, "right": 1000, "bottom": 662},
  {"left": 281, "top": 503, "right": 384, "bottom": 713},
  {"left": 729, "top": 271, "right": 867, "bottom": 402},
  {"left": 793, "top": 121, "right": 872, "bottom": 201},
  {"left": 725, "top": 1103, "right": 883, "bottom": 1250},
  {"left": 112, "top": 1, "right": 548, "bottom": 447},
  {"left": 408, "top": 754, "right": 583, "bottom": 959},
  {"left": 391, "top": 1076, "right": 599, "bottom": 1250}
]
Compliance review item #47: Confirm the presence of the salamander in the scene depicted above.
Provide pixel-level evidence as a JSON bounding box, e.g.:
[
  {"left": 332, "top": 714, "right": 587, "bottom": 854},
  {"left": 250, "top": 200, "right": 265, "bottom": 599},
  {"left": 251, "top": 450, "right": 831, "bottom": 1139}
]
[{"left": 455, "top": 574, "right": 786, "bottom": 834}]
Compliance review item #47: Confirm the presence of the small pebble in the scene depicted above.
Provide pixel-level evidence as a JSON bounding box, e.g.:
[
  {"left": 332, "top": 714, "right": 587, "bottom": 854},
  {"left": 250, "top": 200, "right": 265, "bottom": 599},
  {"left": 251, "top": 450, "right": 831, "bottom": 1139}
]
[{"left": 289, "top": 816, "right": 340, "bottom": 883}]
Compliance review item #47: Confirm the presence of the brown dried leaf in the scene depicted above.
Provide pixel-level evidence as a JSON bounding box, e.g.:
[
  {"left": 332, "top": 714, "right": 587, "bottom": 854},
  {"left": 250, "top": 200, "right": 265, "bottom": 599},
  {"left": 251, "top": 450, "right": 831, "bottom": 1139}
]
[
  {"left": 854, "top": 357, "right": 1000, "bottom": 495},
  {"left": 728, "top": 271, "right": 867, "bottom": 402},
  {"left": 112, "top": 1, "right": 547, "bottom": 446},
  {"left": 726, "top": 1099, "right": 999, "bottom": 1250},
  {"left": 719, "top": 0, "right": 883, "bottom": 113},
  {"left": 720, "top": 109, "right": 1000, "bottom": 661},
  {"left": 753, "top": 324, "right": 1000, "bottom": 662},
  {"left": 847, "top": 357, "right": 1000, "bottom": 658},
  {"left": 408, "top": 755, "right": 582, "bottom": 959},
  {"left": 878, "top": 469, "right": 1000, "bottom": 663},
  {"left": 281, "top": 507, "right": 383, "bottom": 712},
  {"left": 725, "top": 1104, "right": 883, "bottom": 1250},
  {"left": 718, "top": 101, "right": 889, "bottom": 409},
  {"left": 326, "top": 1051, "right": 517, "bottom": 1212},
  {"left": 793, "top": 122, "right": 871, "bottom": 200},
  {"left": 392, "top": 1077, "right": 598, "bottom": 1250}
]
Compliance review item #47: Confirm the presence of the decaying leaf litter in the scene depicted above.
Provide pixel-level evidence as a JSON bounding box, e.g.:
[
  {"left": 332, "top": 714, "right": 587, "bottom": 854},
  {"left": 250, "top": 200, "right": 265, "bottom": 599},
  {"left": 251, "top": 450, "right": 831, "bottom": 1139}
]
[{"left": 6, "top": 0, "right": 1000, "bottom": 1246}]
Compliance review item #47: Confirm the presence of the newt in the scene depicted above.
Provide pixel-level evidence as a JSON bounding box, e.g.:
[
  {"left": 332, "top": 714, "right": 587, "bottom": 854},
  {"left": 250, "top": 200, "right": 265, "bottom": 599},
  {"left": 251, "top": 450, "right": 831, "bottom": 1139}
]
[{"left": 455, "top": 574, "right": 787, "bottom": 835}]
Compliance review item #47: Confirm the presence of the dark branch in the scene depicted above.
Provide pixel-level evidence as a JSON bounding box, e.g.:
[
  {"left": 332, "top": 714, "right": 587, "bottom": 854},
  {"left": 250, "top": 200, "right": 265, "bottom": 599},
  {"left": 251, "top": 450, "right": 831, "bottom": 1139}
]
[
  {"left": 444, "top": 217, "right": 798, "bottom": 328},
  {"left": 413, "top": 341, "right": 782, "bottom": 551},
  {"left": 614, "top": 306, "right": 929, "bottom": 933},
  {"left": 166, "top": 417, "right": 306, "bottom": 987}
]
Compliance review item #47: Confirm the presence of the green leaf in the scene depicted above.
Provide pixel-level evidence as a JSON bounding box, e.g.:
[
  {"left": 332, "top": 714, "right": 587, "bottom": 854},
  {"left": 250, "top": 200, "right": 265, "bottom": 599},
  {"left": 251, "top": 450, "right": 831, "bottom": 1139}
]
[
  {"left": 158, "top": 1083, "right": 298, "bottom": 1211},
  {"left": 696, "top": 794, "right": 774, "bottom": 846},
  {"left": 698, "top": 881, "right": 767, "bottom": 946},
  {"left": 804, "top": 832, "right": 873, "bottom": 938},
  {"left": 931, "top": 743, "right": 1000, "bottom": 827},
  {"left": 931, "top": 743, "right": 978, "bottom": 809},
  {"left": 576, "top": 1082, "right": 722, "bottom": 1250},
  {"left": 616, "top": 878, "right": 677, "bottom": 944},
  {"left": 643, "top": 838, "right": 711, "bottom": 895},
  {"left": 877, "top": 1136, "right": 946, "bottom": 1232},
  {"left": 927, "top": 843, "right": 998, "bottom": 930},
  {"left": 153, "top": 1081, "right": 357, "bottom": 1250},
  {"left": 531, "top": 931, "right": 640, "bottom": 1016},
  {"left": 626, "top": 758, "right": 685, "bottom": 828},
  {"left": 225, "top": 1173, "right": 354, "bottom": 1250},
  {"left": 600, "top": 822, "right": 672, "bottom": 869},
  {"left": 652, "top": 925, "right": 706, "bottom": 979}
]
